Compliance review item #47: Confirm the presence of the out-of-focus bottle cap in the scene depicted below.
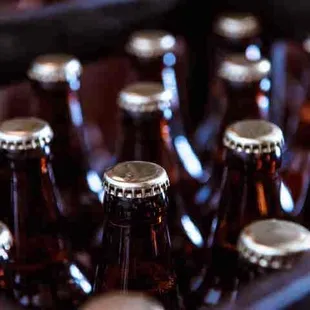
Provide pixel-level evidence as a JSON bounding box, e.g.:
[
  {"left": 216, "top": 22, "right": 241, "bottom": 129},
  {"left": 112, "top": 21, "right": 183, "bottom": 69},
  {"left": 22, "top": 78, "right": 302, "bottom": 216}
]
[
  {"left": 303, "top": 36, "right": 310, "bottom": 54},
  {"left": 103, "top": 161, "right": 169, "bottom": 199},
  {"left": 0, "top": 118, "right": 53, "bottom": 151},
  {"left": 223, "top": 119, "right": 284, "bottom": 154},
  {"left": 218, "top": 54, "right": 271, "bottom": 83},
  {"left": 238, "top": 219, "right": 310, "bottom": 269},
  {"left": 126, "top": 30, "right": 176, "bottom": 58},
  {"left": 214, "top": 13, "right": 261, "bottom": 39},
  {"left": 82, "top": 292, "right": 164, "bottom": 310},
  {"left": 27, "top": 54, "right": 82, "bottom": 83},
  {"left": 0, "top": 221, "right": 13, "bottom": 253},
  {"left": 118, "top": 82, "right": 172, "bottom": 113}
]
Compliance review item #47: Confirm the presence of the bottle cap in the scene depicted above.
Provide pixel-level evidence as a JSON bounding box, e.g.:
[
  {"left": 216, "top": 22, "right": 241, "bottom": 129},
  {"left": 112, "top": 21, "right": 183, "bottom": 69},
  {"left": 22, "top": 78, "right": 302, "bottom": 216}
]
[
  {"left": 238, "top": 219, "right": 310, "bottom": 269},
  {"left": 118, "top": 82, "right": 172, "bottom": 113},
  {"left": 218, "top": 54, "right": 270, "bottom": 83},
  {"left": 0, "top": 118, "right": 53, "bottom": 151},
  {"left": 103, "top": 161, "right": 169, "bottom": 198},
  {"left": 223, "top": 119, "right": 284, "bottom": 154},
  {"left": 126, "top": 30, "right": 176, "bottom": 58},
  {"left": 27, "top": 54, "right": 82, "bottom": 83},
  {"left": 214, "top": 13, "right": 261, "bottom": 39},
  {"left": 0, "top": 221, "right": 13, "bottom": 253},
  {"left": 82, "top": 292, "right": 164, "bottom": 310},
  {"left": 303, "top": 36, "right": 310, "bottom": 54}
]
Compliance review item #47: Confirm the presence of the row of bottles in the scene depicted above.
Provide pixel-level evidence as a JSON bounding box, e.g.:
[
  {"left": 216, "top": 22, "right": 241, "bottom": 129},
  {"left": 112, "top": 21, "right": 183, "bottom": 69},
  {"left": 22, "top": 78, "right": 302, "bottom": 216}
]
[{"left": 0, "top": 9, "right": 310, "bottom": 310}]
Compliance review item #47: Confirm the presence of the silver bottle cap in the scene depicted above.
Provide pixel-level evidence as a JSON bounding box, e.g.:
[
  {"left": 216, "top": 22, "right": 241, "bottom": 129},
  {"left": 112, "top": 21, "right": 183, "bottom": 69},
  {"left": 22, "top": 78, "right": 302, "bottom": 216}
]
[
  {"left": 238, "top": 219, "right": 310, "bottom": 269},
  {"left": 218, "top": 54, "right": 270, "bottom": 83},
  {"left": 82, "top": 292, "right": 164, "bottom": 310},
  {"left": 0, "top": 221, "right": 13, "bottom": 253},
  {"left": 103, "top": 161, "right": 170, "bottom": 198},
  {"left": 223, "top": 119, "right": 284, "bottom": 154},
  {"left": 214, "top": 13, "right": 261, "bottom": 39},
  {"left": 118, "top": 82, "right": 172, "bottom": 113},
  {"left": 126, "top": 30, "right": 176, "bottom": 58},
  {"left": 303, "top": 36, "right": 310, "bottom": 54},
  {"left": 27, "top": 54, "right": 82, "bottom": 83},
  {"left": 0, "top": 117, "right": 53, "bottom": 151}
]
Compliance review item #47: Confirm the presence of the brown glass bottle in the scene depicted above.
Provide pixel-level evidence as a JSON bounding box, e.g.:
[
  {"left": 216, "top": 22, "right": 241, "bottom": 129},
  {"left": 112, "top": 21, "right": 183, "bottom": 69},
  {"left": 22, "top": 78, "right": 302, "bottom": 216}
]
[
  {"left": 93, "top": 161, "right": 182, "bottom": 310},
  {"left": 196, "top": 55, "right": 271, "bottom": 195},
  {"left": 126, "top": 30, "right": 189, "bottom": 131},
  {"left": 195, "top": 14, "right": 265, "bottom": 158},
  {"left": 186, "top": 120, "right": 299, "bottom": 309},
  {"left": 116, "top": 82, "right": 207, "bottom": 294},
  {"left": 27, "top": 54, "right": 105, "bottom": 254},
  {"left": 210, "top": 219, "right": 310, "bottom": 310},
  {"left": 281, "top": 99, "right": 310, "bottom": 228},
  {"left": 0, "top": 118, "right": 91, "bottom": 309}
]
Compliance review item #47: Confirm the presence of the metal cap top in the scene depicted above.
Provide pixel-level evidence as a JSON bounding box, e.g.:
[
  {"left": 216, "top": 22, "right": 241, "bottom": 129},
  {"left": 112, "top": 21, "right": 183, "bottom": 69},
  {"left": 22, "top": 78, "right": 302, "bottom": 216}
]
[
  {"left": 238, "top": 219, "right": 310, "bottom": 269},
  {"left": 0, "top": 221, "right": 13, "bottom": 253},
  {"left": 223, "top": 120, "right": 284, "bottom": 154},
  {"left": 303, "top": 36, "right": 310, "bottom": 54},
  {"left": 126, "top": 30, "right": 176, "bottom": 58},
  {"left": 27, "top": 54, "right": 82, "bottom": 83},
  {"left": 118, "top": 82, "right": 172, "bottom": 113},
  {"left": 82, "top": 292, "right": 164, "bottom": 310},
  {"left": 218, "top": 54, "right": 270, "bottom": 83},
  {"left": 103, "top": 161, "right": 170, "bottom": 198},
  {"left": 214, "top": 13, "right": 261, "bottom": 39},
  {"left": 0, "top": 118, "right": 53, "bottom": 151}
]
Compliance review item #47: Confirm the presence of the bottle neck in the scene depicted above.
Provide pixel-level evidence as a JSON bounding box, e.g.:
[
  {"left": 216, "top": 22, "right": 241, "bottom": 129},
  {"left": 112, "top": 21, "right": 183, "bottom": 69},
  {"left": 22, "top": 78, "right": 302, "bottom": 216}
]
[
  {"left": 117, "top": 109, "right": 169, "bottom": 160},
  {"left": 31, "top": 80, "right": 91, "bottom": 183},
  {"left": 213, "top": 149, "right": 292, "bottom": 250},
  {"left": 130, "top": 52, "right": 183, "bottom": 113},
  {"left": 8, "top": 148, "right": 65, "bottom": 264},
  {"left": 218, "top": 79, "right": 270, "bottom": 143},
  {"left": 95, "top": 193, "right": 178, "bottom": 307}
]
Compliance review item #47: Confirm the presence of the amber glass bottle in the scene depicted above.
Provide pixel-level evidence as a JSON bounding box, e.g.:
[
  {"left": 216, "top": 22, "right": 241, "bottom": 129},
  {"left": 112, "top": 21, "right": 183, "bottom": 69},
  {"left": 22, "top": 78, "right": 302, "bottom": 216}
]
[
  {"left": 93, "top": 161, "right": 182, "bottom": 310},
  {"left": 196, "top": 55, "right": 271, "bottom": 197},
  {"left": 116, "top": 82, "right": 206, "bottom": 294},
  {"left": 126, "top": 30, "right": 189, "bottom": 131},
  {"left": 195, "top": 13, "right": 264, "bottom": 157},
  {"left": 82, "top": 292, "right": 164, "bottom": 310},
  {"left": 0, "top": 117, "right": 91, "bottom": 309},
  {"left": 27, "top": 54, "right": 104, "bottom": 254},
  {"left": 186, "top": 120, "right": 300, "bottom": 309}
]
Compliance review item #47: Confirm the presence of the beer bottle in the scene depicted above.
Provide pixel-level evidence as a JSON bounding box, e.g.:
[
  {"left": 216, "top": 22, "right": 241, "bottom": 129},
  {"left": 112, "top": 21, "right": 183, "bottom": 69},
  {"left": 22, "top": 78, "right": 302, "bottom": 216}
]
[
  {"left": 126, "top": 30, "right": 189, "bottom": 130},
  {"left": 202, "top": 219, "right": 310, "bottom": 310},
  {"left": 194, "top": 14, "right": 264, "bottom": 157},
  {"left": 0, "top": 117, "right": 91, "bottom": 309},
  {"left": 116, "top": 82, "right": 206, "bottom": 293},
  {"left": 212, "top": 13, "right": 263, "bottom": 61},
  {"left": 27, "top": 54, "right": 104, "bottom": 253},
  {"left": 93, "top": 161, "right": 182, "bottom": 310},
  {"left": 186, "top": 120, "right": 298, "bottom": 309},
  {"left": 82, "top": 292, "right": 164, "bottom": 310},
  {"left": 196, "top": 55, "right": 271, "bottom": 190}
]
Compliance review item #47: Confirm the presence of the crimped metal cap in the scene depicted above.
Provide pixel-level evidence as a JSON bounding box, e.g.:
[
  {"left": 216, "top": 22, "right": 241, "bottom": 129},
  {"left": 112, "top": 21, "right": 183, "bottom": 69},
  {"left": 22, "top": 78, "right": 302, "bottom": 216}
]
[
  {"left": 214, "top": 13, "right": 261, "bottom": 39},
  {"left": 223, "top": 119, "right": 284, "bottom": 154},
  {"left": 126, "top": 30, "right": 176, "bottom": 58},
  {"left": 82, "top": 292, "right": 164, "bottom": 310},
  {"left": 238, "top": 219, "right": 310, "bottom": 269},
  {"left": 0, "top": 221, "right": 13, "bottom": 253},
  {"left": 218, "top": 54, "right": 270, "bottom": 83},
  {"left": 27, "top": 54, "right": 82, "bottom": 83},
  {"left": 0, "top": 118, "right": 53, "bottom": 151},
  {"left": 118, "top": 82, "right": 172, "bottom": 113},
  {"left": 103, "top": 161, "right": 170, "bottom": 198}
]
